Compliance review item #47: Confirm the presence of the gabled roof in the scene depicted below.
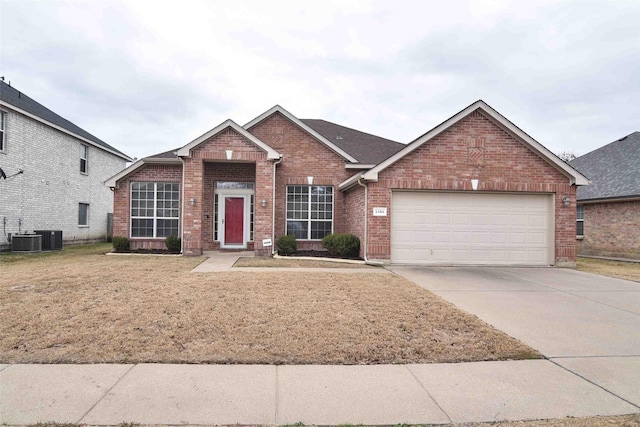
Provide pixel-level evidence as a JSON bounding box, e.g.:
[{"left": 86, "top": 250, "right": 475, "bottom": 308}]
[
  {"left": 176, "top": 119, "right": 281, "bottom": 159},
  {"left": 301, "top": 119, "right": 404, "bottom": 165},
  {"left": 104, "top": 149, "right": 181, "bottom": 187},
  {"left": 104, "top": 120, "right": 282, "bottom": 187},
  {"left": 340, "top": 100, "right": 590, "bottom": 190},
  {"left": 0, "top": 80, "right": 132, "bottom": 161},
  {"left": 244, "top": 105, "right": 359, "bottom": 163},
  {"left": 569, "top": 131, "right": 640, "bottom": 201}
]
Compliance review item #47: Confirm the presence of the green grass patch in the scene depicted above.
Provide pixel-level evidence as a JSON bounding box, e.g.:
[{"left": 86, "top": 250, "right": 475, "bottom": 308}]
[{"left": 0, "top": 242, "right": 111, "bottom": 264}]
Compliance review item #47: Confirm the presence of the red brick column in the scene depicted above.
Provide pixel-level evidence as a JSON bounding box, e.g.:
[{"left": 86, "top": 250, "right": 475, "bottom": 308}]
[{"left": 183, "top": 158, "right": 204, "bottom": 255}]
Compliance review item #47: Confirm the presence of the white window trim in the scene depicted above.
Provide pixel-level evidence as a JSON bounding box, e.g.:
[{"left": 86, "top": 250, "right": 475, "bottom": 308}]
[
  {"left": 130, "top": 182, "right": 180, "bottom": 239},
  {"left": 0, "top": 110, "right": 6, "bottom": 152},
  {"left": 78, "top": 203, "right": 90, "bottom": 227},
  {"left": 80, "top": 144, "right": 88, "bottom": 174},
  {"left": 214, "top": 187, "right": 255, "bottom": 246},
  {"left": 285, "top": 185, "right": 334, "bottom": 241},
  {"left": 576, "top": 205, "right": 584, "bottom": 239}
]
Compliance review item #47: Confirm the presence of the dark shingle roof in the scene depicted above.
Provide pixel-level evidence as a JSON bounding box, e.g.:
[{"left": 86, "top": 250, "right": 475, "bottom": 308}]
[
  {"left": 141, "top": 119, "right": 406, "bottom": 165},
  {"left": 0, "top": 80, "right": 131, "bottom": 160},
  {"left": 301, "top": 119, "right": 405, "bottom": 165},
  {"left": 569, "top": 132, "right": 640, "bottom": 200},
  {"left": 144, "top": 149, "right": 181, "bottom": 160}
]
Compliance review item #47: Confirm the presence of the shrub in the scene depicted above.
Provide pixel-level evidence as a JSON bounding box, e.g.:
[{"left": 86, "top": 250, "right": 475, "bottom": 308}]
[
  {"left": 278, "top": 235, "right": 297, "bottom": 255},
  {"left": 165, "top": 235, "right": 181, "bottom": 252},
  {"left": 322, "top": 233, "right": 360, "bottom": 258},
  {"left": 321, "top": 233, "right": 336, "bottom": 252},
  {"left": 112, "top": 236, "right": 130, "bottom": 252}
]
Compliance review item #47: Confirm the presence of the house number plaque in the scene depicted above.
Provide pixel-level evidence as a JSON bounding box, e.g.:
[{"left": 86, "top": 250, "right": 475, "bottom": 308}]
[{"left": 372, "top": 207, "right": 387, "bottom": 216}]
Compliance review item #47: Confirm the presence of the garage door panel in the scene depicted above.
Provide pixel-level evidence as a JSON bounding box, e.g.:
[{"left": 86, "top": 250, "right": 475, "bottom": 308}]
[
  {"left": 528, "top": 232, "right": 547, "bottom": 245},
  {"left": 452, "top": 231, "right": 469, "bottom": 243},
  {"left": 470, "top": 232, "right": 491, "bottom": 243},
  {"left": 391, "top": 192, "right": 551, "bottom": 265},
  {"left": 529, "top": 215, "right": 547, "bottom": 227}
]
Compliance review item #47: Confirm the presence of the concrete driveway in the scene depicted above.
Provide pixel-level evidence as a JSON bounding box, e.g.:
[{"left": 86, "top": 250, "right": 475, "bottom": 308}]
[{"left": 388, "top": 266, "right": 640, "bottom": 408}]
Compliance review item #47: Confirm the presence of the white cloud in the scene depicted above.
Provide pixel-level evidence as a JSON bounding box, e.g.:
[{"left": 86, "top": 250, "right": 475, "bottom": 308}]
[{"left": 1, "top": 0, "right": 638, "bottom": 159}]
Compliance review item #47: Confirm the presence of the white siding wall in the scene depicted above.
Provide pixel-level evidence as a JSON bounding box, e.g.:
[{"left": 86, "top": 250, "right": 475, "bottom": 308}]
[{"left": 0, "top": 107, "right": 127, "bottom": 249}]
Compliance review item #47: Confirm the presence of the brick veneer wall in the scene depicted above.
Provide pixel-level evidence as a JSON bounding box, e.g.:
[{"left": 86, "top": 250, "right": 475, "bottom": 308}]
[
  {"left": 577, "top": 200, "right": 640, "bottom": 259},
  {"left": 344, "top": 185, "right": 366, "bottom": 258},
  {"left": 182, "top": 127, "right": 273, "bottom": 256},
  {"left": 202, "top": 162, "right": 256, "bottom": 251},
  {"left": 113, "top": 163, "right": 182, "bottom": 250},
  {"left": 365, "top": 110, "right": 578, "bottom": 265},
  {"left": 248, "top": 112, "right": 353, "bottom": 252}
]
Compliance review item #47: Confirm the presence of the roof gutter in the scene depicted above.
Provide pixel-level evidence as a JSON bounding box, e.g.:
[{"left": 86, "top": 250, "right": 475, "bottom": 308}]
[{"left": 577, "top": 195, "right": 640, "bottom": 204}]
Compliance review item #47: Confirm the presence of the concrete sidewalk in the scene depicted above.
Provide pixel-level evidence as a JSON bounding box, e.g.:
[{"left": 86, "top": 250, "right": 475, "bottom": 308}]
[{"left": 1, "top": 360, "right": 637, "bottom": 425}]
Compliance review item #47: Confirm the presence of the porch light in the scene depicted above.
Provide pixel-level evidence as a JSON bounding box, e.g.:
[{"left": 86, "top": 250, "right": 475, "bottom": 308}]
[
  {"left": 562, "top": 196, "right": 570, "bottom": 207},
  {"left": 190, "top": 198, "right": 196, "bottom": 206},
  {"left": 307, "top": 176, "right": 314, "bottom": 185},
  {"left": 261, "top": 199, "right": 267, "bottom": 208},
  {"left": 471, "top": 179, "right": 479, "bottom": 191},
  {"left": 225, "top": 150, "right": 233, "bottom": 160}
]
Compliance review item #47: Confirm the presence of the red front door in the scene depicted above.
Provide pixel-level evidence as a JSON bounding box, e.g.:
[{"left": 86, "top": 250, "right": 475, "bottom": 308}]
[{"left": 224, "top": 197, "right": 244, "bottom": 245}]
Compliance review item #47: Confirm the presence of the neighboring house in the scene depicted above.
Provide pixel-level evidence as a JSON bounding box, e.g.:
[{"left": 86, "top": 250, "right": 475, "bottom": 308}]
[
  {"left": 0, "top": 80, "right": 132, "bottom": 250},
  {"left": 106, "top": 100, "right": 588, "bottom": 266},
  {"left": 569, "top": 132, "right": 640, "bottom": 259}
]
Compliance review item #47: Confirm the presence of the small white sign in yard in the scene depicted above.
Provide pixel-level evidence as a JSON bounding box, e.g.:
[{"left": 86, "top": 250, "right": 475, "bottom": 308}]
[
  {"left": 372, "top": 207, "right": 387, "bottom": 216},
  {"left": 262, "top": 238, "right": 273, "bottom": 247}
]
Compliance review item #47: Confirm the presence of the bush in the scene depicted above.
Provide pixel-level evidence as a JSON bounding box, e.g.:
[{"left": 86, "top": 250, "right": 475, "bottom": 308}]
[
  {"left": 112, "top": 236, "right": 130, "bottom": 252},
  {"left": 322, "top": 233, "right": 360, "bottom": 258},
  {"left": 165, "top": 235, "right": 181, "bottom": 252},
  {"left": 278, "top": 235, "right": 297, "bottom": 255}
]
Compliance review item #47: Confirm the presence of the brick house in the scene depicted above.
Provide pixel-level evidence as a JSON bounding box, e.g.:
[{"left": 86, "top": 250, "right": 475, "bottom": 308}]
[
  {"left": 106, "top": 100, "right": 588, "bottom": 266},
  {"left": 569, "top": 132, "right": 640, "bottom": 259},
  {"left": 0, "top": 81, "right": 132, "bottom": 250}
]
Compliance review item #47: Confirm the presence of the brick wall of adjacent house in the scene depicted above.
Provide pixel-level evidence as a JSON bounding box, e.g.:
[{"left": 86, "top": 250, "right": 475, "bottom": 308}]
[
  {"left": 577, "top": 200, "right": 640, "bottom": 259},
  {"left": 366, "top": 110, "right": 577, "bottom": 265},
  {"left": 182, "top": 127, "right": 273, "bottom": 256},
  {"left": 0, "top": 107, "right": 127, "bottom": 250},
  {"left": 113, "top": 163, "right": 182, "bottom": 250},
  {"left": 248, "top": 112, "right": 353, "bottom": 252}
]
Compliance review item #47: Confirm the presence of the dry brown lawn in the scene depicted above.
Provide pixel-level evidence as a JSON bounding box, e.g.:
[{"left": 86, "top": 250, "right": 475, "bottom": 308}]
[
  {"left": 576, "top": 257, "right": 640, "bottom": 283},
  {"left": 455, "top": 413, "right": 640, "bottom": 426},
  {"left": 1, "top": 243, "right": 539, "bottom": 364},
  {"left": 234, "top": 256, "right": 371, "bottom": 268}
]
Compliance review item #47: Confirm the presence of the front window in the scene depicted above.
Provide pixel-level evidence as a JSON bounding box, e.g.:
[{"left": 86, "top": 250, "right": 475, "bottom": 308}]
[
  {"left": 80, "top": 145, "right": 88, "bottom": 173},
  {"left": 130, "top": 182, "right": 180, "bottom": 238},
  {"left": 78, "top": 203, "right": 89, "bottom": 226},
  {"left": 286, "top": 185, "right": 333, "bottom": 240},
  {"left": 0, "top": 111, "right": 6, "bottom": 151},
  {"left": 576, "top": 205, "right": 584, "bottom": 237}
]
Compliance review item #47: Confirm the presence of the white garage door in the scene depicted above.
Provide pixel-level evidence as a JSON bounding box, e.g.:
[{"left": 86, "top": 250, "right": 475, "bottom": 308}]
[{"left": 391, "top": 192, "right": 552, "bottom": 265}]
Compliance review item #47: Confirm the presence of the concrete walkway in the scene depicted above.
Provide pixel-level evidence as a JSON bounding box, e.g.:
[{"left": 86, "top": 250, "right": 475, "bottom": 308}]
[
  {"left": 3, "top": 261, "right": 639, "bottom": 424},
  {"left": 1, "top": 360, "right": 637, "bottom": 424},
  {"left": 191, "top": 251, "right": 390, "bottom": 273}
]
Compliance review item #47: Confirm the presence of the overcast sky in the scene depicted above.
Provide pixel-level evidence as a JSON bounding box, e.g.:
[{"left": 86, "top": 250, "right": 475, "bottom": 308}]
[{"left": 1, "top": 0, "right": 638, "bottom": 161}]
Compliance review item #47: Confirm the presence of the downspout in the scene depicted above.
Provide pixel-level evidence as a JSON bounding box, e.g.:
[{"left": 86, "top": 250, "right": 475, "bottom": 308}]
[
  {"left": 271, "top": 155, "right": 284, "bottom": 255},
  {"left": 357, "top": 177, "right": 383, "bottom": 266},
  {"left": 179, "top": 157, "right": 185, "bottom": 254}
]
